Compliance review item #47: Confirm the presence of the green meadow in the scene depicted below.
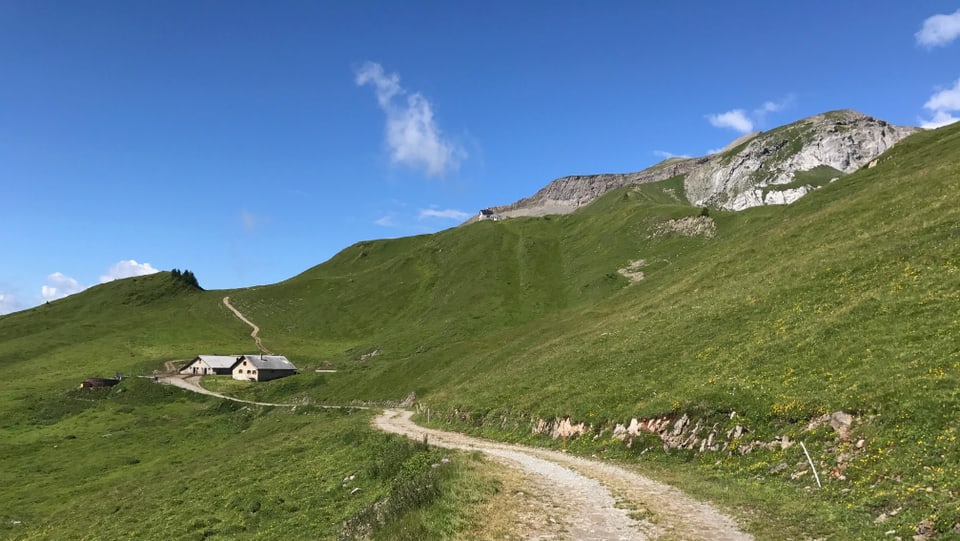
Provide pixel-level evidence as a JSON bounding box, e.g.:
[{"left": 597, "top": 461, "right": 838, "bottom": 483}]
[{"left": 2, "top": 121, "right": 959, "bottom": 539}]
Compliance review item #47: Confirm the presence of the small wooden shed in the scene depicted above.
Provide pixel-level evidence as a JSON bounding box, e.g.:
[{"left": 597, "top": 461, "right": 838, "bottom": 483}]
[{"left": 79, "top": 377, "right": 121, "bottom": 389}]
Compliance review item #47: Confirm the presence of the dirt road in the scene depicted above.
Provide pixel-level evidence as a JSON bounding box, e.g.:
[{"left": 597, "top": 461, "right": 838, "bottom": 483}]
[
  {"left": 375, "top": 409, "right": 751, "bottom": 541},
  {"left": 158, "top": 374, "right": 295, "bottom": 406},
  {"left": 156, "top": 372, "right": 368, "bottom": 410}
]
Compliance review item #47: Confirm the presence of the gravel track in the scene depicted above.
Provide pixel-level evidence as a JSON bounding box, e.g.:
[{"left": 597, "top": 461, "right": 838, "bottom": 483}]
[{"left": 375, "top": 409, "right": 752, "bottom": 541}]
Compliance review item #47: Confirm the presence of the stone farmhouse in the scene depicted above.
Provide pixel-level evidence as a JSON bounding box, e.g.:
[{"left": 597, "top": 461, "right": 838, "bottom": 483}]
[
  {"left": 232, "top": 355, "right": 297, "bottom": 382},
  {"left": 179, "top": 355, "right": 242, "bottom": 376},
  {"left": 179, "top": 354, "right": 297, "bottom": 382}
]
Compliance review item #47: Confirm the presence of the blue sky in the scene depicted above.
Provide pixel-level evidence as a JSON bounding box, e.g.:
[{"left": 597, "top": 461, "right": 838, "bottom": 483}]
[{"left": 2, "top": 2, "right": 960, "bottom": 314}]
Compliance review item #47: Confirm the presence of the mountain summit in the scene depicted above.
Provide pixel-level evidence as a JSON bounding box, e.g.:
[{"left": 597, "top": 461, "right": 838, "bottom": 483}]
[{"left": 478, "top": 110, "right": 918, "bottom": 219}]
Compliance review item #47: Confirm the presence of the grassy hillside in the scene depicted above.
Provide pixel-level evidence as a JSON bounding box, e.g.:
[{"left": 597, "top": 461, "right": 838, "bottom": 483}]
[
  {"left": 225, "top": 123, "right": 959, "bottom": 537},
  {"left": 3, "top": 121, "right": 959, "bottom": 538},
  {"left": 0, "top": 275, "right": 498, "bottom": 540}
]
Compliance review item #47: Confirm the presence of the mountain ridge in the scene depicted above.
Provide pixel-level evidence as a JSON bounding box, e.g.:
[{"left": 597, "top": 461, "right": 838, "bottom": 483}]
[{"left": 474, "top": 109, "right": 919, "bottom": 220}]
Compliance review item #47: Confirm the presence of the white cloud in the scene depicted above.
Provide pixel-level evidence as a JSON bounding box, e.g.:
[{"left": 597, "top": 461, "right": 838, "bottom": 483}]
[
  {"left": 756, "top": 101, "right": 782, "bottom": 114},
  {"left": 652, "top": 150, "right": 691, "bottom": 159},
  {"left": 708, "top": 95, "right": 794, "bottom": 134},
  {"left": 0, "top": 292, "right": 21, "bottom": 315},
  {"left": 921, "top": 110, "right": 960, "bottom": 129},
  {"left": 707, "top": 109, "right": 754, "bottom": 133},
  {"left": 356, "top": 61, "right": 465, "bottom": 177},
  {"left": 924, "top": 78, "right": 960, "bottom": 111},
  {"left": 754, "top": 95, "right": 794, "bottom": 117},
  {"left": 920, "top": 78, "right": 960, "bottom": 129},
  {"left": 706, "top": 147, "right": 725, "bottom": 155},
  {"left": 41, "top": 272, "right": 85, "bottom": 301},
  {"left": 99, "top": 260, "right": 159, "bottom": 284},
  {"left": 916, "top": 9, "right": 960, "bottom": 48},
  {"left": 375, "top": 215, "right": 396, "bottom": 227},
  {"left": 418, "top": 208, "right": 470, "bottom": 221}
]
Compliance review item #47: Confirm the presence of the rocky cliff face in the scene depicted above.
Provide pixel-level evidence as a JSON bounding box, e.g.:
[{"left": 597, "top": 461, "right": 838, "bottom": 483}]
[
  {"left": 684, "top": 110, "right": 919, "bottom": 210},
  {"left": 480, "top": 110, "right": 918, "bottom": 218},
  {"left": 483, "top": 157, "right": 706, "bottom": 219}
]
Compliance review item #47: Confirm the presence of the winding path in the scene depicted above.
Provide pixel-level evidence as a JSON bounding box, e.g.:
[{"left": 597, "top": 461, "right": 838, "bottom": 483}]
[
  {"left": 376, "top": 409, "right": 752, "bottom": 541},
  {"left": 160, "top": 374, "right": 295, "bottom": 406},
  {"left": 222, "top": 296, "right": 271, "bottom": 353}
]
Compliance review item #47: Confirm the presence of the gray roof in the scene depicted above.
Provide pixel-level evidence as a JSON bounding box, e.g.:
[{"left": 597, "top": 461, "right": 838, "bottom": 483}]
[
  {"left": 239, "top": 355, "right": 297, "bottom": 371},
  {"left": 196, "top": 355, "right": 241, "bottom": 369}
]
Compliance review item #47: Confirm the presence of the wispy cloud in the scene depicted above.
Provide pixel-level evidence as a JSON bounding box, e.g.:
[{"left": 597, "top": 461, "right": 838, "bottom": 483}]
[
  {"left": 916, "top": 9, "right": 960, "bottom": 48},
  {"left": 0, "top": 291, "right": 21, "bottom": 315},
  {"left": 356, "top": 62, "right": 465, "bottom": 177},
  {"left": 920, "top": 78, "right": 960, "bottom": 129},
  {"left": 652, "top": 150, "right": 691, "bottom": 159},
  {"left": 418, "top": 208, "right": 470, "bottom": 221},
  {"left": 707, "top": 96, "right": 794, "bottom": 134},
  {"left": 754, "top": 95, "right": 795, "bottom": 118},
  {"left": 99, "top": 259, "right": 159, "bottom": 284},
  {"left": 707, "top": 109, "right": 754, "bottom": 133},
  {"left": 41, "top": 272, "right": 85, "bottom": 301},
  {"left": 375, "top": 215, "right": 396, "bottom": 227}
]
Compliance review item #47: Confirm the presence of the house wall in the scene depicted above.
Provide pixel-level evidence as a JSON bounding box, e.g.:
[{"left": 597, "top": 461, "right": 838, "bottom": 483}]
[
  {"left": 232, "top": 360, "right": 258, "bottom": 381},
  {"left": 180, "top": 359, "right": 212, "bottom": 375},
  {"left": 256, "top": 369, "right": 295, "bottom": 382},
  {"left": 231, "top": 360, "right": 295, "bottom": 382}
]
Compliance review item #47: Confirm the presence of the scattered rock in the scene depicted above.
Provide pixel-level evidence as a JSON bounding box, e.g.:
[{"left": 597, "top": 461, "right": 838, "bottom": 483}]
[
  {"left": 617, "top": 259, "right": 646, "bottom": 282},
  {"left": 398, "top": 392, "right": 416, "bottom": 408},
  {"left": 672, "top": 414, "right": 690, "bottom": 436},
  {"left": 770, "top": 462, "right": 790, "bottom": 474},
  {"left": 648, "top": 216, "right": 716, "bottom": 239},
  {"left": 875, "top": 507, "right": 903, "bottom": 524},
  {"left": 829, "top": 411, "right": 854, "bottom": 441},
  {"left": 358, "top": 349, "right": 382, "bottom": 361},
  {"left": 914, "top": 518, "right": 936, "bottom": 540}
]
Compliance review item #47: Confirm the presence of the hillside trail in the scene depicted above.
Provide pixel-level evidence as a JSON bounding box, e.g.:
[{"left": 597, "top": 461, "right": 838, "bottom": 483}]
[
  {"left": 376, "top": 409, "right": 752, "bottom": 541},
  {"left": 222, "top": 296, "right": 271, "bottom": 354},
  {"left": 157, "top": 374, "right": 295, "bottom": 406},
  {"left": 156, "top": 372, "right": 369, "bottom": 410}
]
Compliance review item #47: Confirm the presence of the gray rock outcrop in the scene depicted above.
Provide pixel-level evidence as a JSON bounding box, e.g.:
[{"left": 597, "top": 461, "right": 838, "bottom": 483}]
[
  {"left": 684, "top": 110, "right": 919, "bottom": 210},
  {"left": 481, "top": 157, "right": 705, "bottom": 220},
  {"left": 475, "top": 110, "right": 918, "bottom": 218}
]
